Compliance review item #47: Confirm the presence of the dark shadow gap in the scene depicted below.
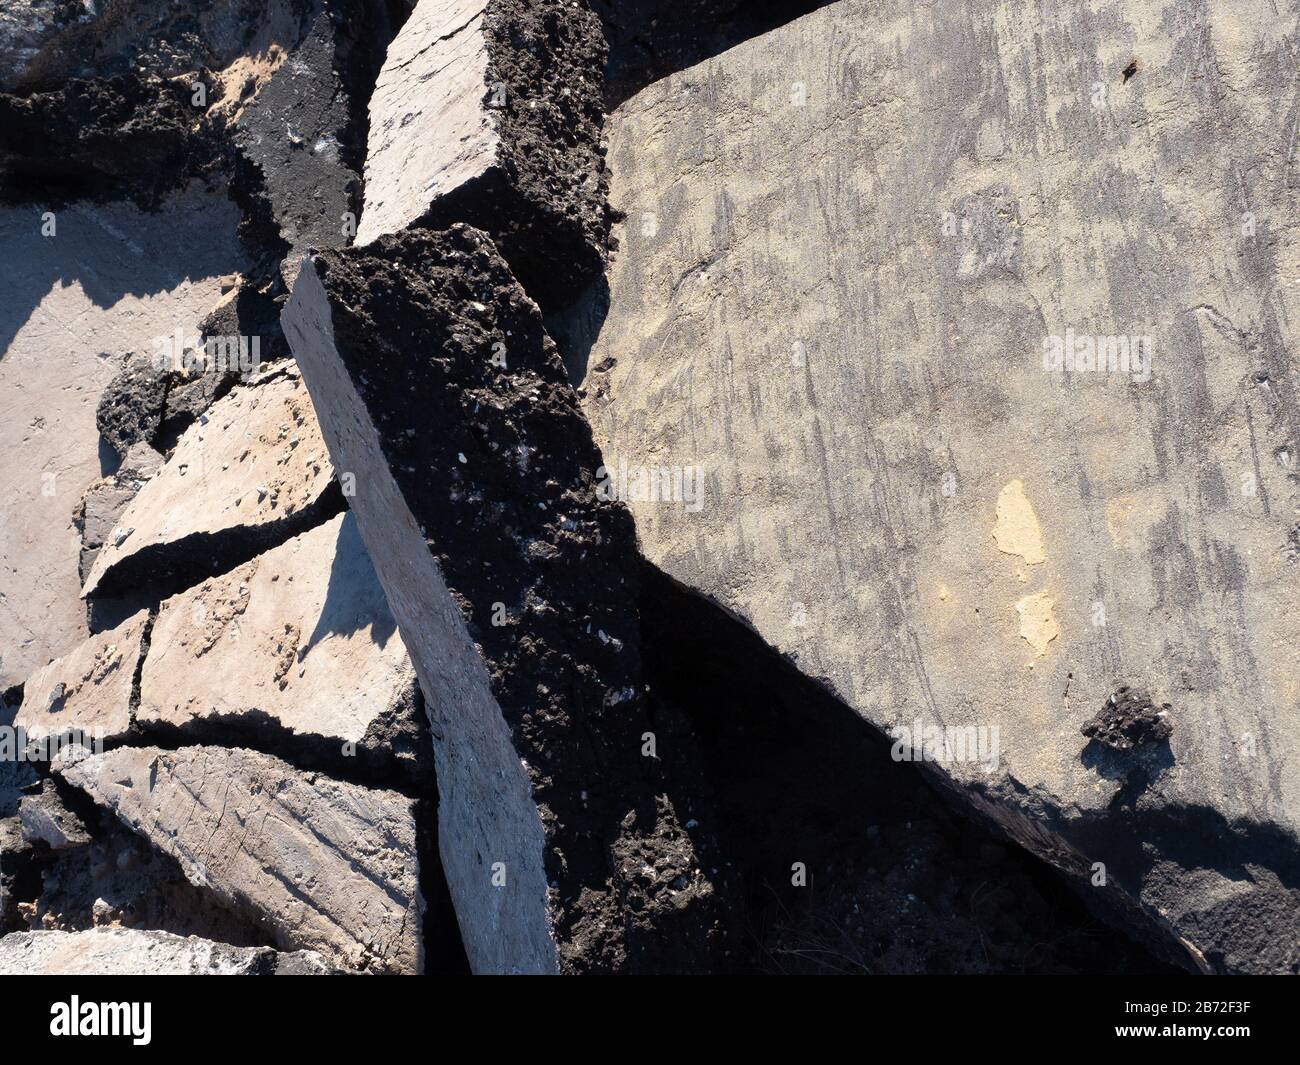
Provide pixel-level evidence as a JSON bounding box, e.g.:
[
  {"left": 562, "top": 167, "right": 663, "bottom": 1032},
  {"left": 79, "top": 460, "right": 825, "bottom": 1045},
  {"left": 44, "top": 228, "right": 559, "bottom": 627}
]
[{"left": 639, "top": 560, "right": 1185, "bottom": 974}]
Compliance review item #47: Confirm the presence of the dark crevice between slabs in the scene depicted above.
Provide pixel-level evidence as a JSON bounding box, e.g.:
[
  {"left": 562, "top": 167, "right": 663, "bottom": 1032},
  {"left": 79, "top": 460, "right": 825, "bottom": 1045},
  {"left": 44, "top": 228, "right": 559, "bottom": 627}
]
[
  {"left": 638, "top": 562, "right": 1184, "bottom": 975},
  {"left": 594, "top": 0, "right": 839, "bottom": 107},
  {"left": 84, "top": 478, "right": 346, "bottom": 629},
  {"left": 124, "top": 685, "right": 435, "bottom": 799}
]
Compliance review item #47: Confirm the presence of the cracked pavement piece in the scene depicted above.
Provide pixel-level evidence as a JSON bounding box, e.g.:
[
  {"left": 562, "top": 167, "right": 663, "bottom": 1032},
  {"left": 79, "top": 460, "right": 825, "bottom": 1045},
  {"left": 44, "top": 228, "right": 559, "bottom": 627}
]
[
  {"left": 82, "top": 364, "right": 341, "bottom": 601},
  {"left": 356, "top": 0, "right": 610, "bottom": 307},
  {"left": 57, "top": 744, "right": 425, "bottom": 974},
  {"left": 283, "top": 225, "right": 723, "bottom": 974},
  {"left": 579, "top": 0, "right": 1300, "bottom": 973},
  {"left": 137, "top": 511, "right": 423, "bottom": 774},
  {"left": 0, "top": 926, "right": 341, "bottom": 975},
  {"left": 13, "top": 609, "right": 150, "bottom": 749}
]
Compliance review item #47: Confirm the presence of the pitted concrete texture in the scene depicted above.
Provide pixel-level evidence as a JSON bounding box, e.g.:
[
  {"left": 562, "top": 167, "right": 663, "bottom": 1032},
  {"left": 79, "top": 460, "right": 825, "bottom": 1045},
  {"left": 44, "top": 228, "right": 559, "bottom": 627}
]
[{"left": 138, "top": 511, "right": 418, "bottom": 753}]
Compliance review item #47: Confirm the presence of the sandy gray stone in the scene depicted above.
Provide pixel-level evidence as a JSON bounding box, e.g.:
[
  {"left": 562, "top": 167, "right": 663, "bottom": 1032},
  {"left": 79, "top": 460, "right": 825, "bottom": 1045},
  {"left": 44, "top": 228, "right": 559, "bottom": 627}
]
[
  {"left": 58, "top": 745, "right": 424, "bottom": 974},
  {"left": 580, "top": 0, "right": 1300, "bottom": 974},
  {"left": 81, "top": 364, "right": 339, "bottom": 600},
  {"left": 14, "top": 609, "right": 150, "bottom": 750},
  {"left": 137, "top": 511, "right": 420, "bottom": 763},
  {"left": 75, "top": 443, "right": 163, "bottom": 582},
  {"left": 0, "top": 926, "right": 340, "bottom": 975}
]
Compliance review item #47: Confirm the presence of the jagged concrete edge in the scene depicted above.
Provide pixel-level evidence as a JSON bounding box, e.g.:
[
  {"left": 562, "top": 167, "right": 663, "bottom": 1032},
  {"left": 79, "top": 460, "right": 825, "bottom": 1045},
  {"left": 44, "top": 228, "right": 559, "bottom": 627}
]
[{"left": 280, "top": 255, "right": 559, "bottom": 975}]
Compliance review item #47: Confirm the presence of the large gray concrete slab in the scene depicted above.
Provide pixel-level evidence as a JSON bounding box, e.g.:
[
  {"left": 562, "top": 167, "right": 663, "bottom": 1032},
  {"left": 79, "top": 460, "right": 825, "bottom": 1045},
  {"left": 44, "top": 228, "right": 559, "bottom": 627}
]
[{"left": 580, "top": 0, "right": 1300, "bottom": 972}]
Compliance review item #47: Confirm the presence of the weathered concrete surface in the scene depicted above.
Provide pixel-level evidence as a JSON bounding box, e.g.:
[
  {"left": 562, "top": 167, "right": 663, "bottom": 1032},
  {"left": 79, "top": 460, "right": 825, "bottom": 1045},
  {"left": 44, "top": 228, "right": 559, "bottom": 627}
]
[
  {"left": 357, "top": 0, "right": 609, "bottom": 307},
  {"left": 283, "top": 227, "right": 722, "bottom": 974},
  {"left": 138, "top": 512, "right": 421, "bottom": 763},
  {"left": 581, "top": 0, "right": 1300, "bottom": 973},
  {"left": 13, "top": 610, "right": 150, "bottom": 749},
  {"left": 0, "top": 927, "right": 339, "bottom": 975},
  {"left": 0, "top": 187, "right": 244, "bottom": 689},
  {"left": 58, "top": 745, "right": 424, "bottom": 973},
  {"left": 82, "top": 364, "right": 340, "bottom": 600}
]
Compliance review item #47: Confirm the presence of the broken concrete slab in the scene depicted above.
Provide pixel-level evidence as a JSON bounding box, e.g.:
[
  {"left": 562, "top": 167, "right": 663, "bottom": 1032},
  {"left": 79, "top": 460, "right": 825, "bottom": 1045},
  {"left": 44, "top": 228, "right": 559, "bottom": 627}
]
[
  {"left": 580, "top": 0, "right": 1300, "bottom": 974},
  {"left": 13, "top": 609, "right": 150, "bottom": 751},
  {"left": 283, "top": 225, "right": 722, "bottom": 973},
  {"left": 0, "top": 926, "right": 340, "bottom": 975},
  {"left": 58, "top": 745, "right": 424, "bottom": 974},
  {"left": 356, "top": 0, "right": 609, "bottom": 307},
  {"left": 0, "top": 187, "right": 245, "bottom": 689},
  {"left": 82, "top": 364, "right": 342, "bottom": 601},
  {"left": 137, "top": 511, "right": 424, "bottom": 778},
  {"left": 19, "top": 779, "right": 90, "bottom": 850}
]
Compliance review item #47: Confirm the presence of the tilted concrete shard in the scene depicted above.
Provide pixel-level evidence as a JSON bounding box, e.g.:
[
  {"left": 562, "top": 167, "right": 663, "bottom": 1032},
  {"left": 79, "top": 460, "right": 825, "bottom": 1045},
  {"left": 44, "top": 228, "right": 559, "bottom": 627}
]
[
  {"left": 282, "top": 226, "right": 722, "bottom": 973},
  {"left": 14, "top": 609, "right": 150, "bottom": 749},
  {"left": 138, "top": 511, "right": 424, "bottom": 775},
  {"left": 0, "top": 927, "right": 340, "bottom": 975},
  {"left": 579, "top": 0, "right": 1300, "bottom": 973},
  {"left": 82, "top": 365, "right": 340, "bottom": 600},
  {"left": 357, "top": 0, "right": 609, "bottom": 307},
  {"left": 58, "top": 745, "right": 424, "bottom": 974}
]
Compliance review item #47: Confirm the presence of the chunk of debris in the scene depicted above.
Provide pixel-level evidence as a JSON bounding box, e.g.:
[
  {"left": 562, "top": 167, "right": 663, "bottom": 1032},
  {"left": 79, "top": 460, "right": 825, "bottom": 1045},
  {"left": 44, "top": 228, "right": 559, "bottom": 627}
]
[
  {"left": 19, "top": 779, "right": 91, "bottom": 851},
  {"left": 14, "top": 609, "right": 151, "bottom": 751},
  {"left": 1081, "top": 687, "right": 1173, "bottom": 752},
  {"left": 357, "top": 0, "right": 610, "bottom": 306},
  {"left": 75, "top": 442, "right": 163, "bottom": 582},
  {"left": 82, "top": 365, "right": 341, "bottom": 600},
  {"left": 137, "top": 512, "right": 427, "bottom": 785}
]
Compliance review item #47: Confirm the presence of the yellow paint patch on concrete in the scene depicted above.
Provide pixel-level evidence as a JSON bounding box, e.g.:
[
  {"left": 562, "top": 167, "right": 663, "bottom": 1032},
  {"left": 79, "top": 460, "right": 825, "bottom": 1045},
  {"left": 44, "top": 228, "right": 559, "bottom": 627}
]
[
  {"left": 993, "top": 479, "right": 1046, "bottom": 565},
  {"left": 937, "top": 583, "right": 951, "bottom": 602},
  {"left": 1015, "top": 592, "right": 1059, "bottom": 656}
]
